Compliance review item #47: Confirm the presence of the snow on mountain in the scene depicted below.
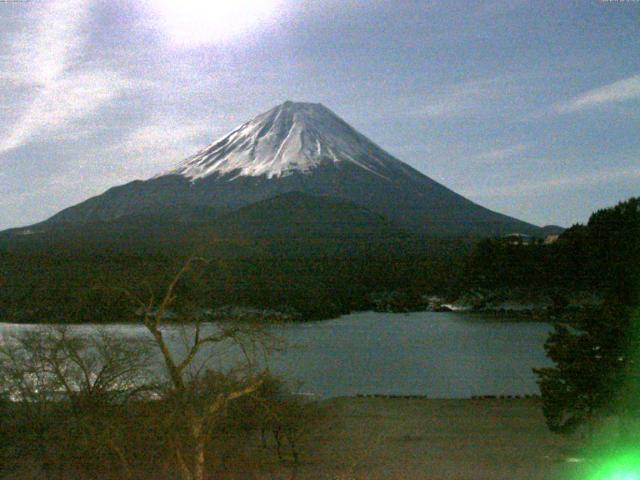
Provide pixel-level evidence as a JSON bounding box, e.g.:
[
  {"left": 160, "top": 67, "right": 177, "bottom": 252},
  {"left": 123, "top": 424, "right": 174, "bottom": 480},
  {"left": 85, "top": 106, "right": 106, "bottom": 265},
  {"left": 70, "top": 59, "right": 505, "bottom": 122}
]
[{"left": 167, "top": 101, "right": 413, "bottom": 181}]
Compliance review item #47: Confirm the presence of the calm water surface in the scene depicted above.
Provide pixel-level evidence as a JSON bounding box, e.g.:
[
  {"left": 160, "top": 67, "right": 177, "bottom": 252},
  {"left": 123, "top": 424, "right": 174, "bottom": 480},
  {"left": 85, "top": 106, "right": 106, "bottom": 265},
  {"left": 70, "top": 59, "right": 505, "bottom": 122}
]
[{"left": 0, "top": 311, "right": 552, "bottom": 399}]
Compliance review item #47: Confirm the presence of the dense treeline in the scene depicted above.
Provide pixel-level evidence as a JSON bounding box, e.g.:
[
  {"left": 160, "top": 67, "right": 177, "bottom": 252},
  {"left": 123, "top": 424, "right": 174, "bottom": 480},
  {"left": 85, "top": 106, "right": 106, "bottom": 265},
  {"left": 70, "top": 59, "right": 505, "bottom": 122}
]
[
  {"left": 464, "top": 197, "right": 639, "bottom": 306},
  {"left": 533, "top": 198, "right": 640, "bottom": 444},
  {"left": 0, "top": 231, "right": 470, "bottom": 322},
  {"left": 1, "top": 197, "right": 637, "bottom": 323}
]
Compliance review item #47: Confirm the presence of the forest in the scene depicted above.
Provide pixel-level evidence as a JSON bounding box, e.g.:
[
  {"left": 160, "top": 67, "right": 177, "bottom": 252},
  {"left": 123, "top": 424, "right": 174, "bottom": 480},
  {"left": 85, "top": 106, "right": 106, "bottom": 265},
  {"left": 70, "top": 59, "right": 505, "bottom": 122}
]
[{"left": 0, "top": 197, "right": 637, "bottom": 323}]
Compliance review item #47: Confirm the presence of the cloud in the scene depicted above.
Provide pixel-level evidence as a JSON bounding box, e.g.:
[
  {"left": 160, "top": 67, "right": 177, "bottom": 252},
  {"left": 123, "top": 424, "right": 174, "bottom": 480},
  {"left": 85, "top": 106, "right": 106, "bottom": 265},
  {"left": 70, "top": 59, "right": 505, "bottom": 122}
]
[
  {"left": 109, "top": 120, "right": 213, "bottom": 177},
  {"left": 463, "top": 166, "right": 640, "bottom": 198},
  {"left": 555, "top": 74, "right": 640, "bottom": 113},
  {"left": 410, "top": 82, "right": 488, "bottom": 118},
  {"left": 0, "top": 72, "right": 134, "bottom": 154},
  {"left": 1, "top": 0, "right": 89, "bottom": 85},
  {"left": 0, "top": 0, "right": 134, "bottom": 155},
  {"left": 473, "top": 144, "right": 527, "bottom": 162},
  {"left": 408, "top": 76, "right": 525, "bottom": 119},
  {"left": 472, "top": 0, "right": 528, "bottom": 17}
]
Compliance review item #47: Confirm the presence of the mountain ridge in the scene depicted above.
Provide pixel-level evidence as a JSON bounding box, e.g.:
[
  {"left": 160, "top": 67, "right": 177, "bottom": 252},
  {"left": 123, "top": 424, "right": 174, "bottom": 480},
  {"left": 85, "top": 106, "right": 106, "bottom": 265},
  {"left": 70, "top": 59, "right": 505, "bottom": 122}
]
[{"left": 24, "top": 101, "right": 542, "bottom": 237}]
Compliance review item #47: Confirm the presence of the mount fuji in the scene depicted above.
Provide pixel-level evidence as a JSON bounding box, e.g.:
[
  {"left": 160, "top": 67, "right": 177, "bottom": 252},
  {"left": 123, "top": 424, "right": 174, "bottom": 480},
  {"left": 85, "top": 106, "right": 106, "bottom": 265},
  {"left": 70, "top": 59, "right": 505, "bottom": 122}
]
[{"left": 36, "top": 101, "right": 540, "bottom": 236}]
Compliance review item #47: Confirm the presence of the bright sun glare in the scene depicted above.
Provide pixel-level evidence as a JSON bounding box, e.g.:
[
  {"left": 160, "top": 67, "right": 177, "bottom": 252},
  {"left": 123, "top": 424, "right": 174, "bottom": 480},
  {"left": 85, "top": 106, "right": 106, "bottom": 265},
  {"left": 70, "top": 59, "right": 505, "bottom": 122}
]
[
  {"left": 589, "top": 451, "right": 640, "bottom": 480},
  {"left": 149, "top": 0, "right": 282, "bottom": 46}
]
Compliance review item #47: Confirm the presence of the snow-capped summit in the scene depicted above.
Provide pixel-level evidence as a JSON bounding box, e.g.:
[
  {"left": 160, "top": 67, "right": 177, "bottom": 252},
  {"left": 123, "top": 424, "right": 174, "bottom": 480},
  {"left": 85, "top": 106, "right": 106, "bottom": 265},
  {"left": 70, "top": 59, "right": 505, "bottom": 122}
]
[{"left": 169, "top": 101, "right": 410, "bottom": 181}]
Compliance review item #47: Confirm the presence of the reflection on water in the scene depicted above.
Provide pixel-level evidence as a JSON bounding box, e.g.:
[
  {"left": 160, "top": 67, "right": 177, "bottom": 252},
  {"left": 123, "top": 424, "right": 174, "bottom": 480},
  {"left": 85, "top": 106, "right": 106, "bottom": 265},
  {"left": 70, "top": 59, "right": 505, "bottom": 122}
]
[{"left": 0, "top": 311, "right": 552, "bottom": 399}]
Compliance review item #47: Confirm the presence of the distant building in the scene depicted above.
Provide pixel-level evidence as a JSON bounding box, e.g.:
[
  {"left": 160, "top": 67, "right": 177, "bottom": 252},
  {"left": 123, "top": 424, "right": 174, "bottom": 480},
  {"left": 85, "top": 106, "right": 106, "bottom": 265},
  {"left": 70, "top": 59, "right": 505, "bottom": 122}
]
[
  {"left": 503, "top": 233, "right": 535, "bottom": 245},
  {"left": 544, "top": 234, "right": 560, "bottom": 245}
]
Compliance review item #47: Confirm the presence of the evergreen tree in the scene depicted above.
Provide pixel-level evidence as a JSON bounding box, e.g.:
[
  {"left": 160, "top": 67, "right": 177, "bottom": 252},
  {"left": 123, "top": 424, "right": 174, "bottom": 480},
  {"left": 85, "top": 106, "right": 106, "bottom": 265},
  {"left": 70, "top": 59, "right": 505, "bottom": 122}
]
[
  {"left": 535, "top": 303, "right": 638, "bottom": 434},
  {"left": 535, "top": 198, "right": 640, "bottom": 437}
]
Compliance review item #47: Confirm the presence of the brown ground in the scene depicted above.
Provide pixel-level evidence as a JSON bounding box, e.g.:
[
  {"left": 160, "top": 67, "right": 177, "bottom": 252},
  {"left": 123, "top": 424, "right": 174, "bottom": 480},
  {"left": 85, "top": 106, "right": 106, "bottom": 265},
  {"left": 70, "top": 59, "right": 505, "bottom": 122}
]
[
  {"left": 291, "top": 397, "right": 582, "bottom": 480},
  {"left": 4, "top": 397, "right": 586, "bottom": 479}
]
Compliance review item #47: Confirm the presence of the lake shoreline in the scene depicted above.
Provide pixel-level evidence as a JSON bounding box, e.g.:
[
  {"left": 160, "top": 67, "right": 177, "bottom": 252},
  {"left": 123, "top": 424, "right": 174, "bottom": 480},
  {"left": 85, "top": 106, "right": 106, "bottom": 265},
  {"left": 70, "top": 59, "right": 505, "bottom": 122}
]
[
  {"left": 0, "top": 307, "right": 558, "bottom": 326},
  {"left": 0, "top": 312, "right": 552, "bottom": 399}
]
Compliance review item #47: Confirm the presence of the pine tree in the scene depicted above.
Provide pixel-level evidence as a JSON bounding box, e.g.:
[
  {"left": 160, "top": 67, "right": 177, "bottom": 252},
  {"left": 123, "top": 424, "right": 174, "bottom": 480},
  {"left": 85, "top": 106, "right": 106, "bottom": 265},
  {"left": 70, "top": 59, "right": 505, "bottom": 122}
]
[
  {"left": 534, "top": 303, "right": 638, "bottom": 435},
  {"left": 535, "top": 197, "right": 640, "bottom": 438}
]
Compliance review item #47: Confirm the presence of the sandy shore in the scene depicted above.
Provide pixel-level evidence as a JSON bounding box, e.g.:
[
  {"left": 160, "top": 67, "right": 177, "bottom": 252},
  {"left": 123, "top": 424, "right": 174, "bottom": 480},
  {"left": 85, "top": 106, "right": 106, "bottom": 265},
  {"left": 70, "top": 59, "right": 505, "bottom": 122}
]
[{"left": 291, "top": 397, "right": 581, "bottom": 480}]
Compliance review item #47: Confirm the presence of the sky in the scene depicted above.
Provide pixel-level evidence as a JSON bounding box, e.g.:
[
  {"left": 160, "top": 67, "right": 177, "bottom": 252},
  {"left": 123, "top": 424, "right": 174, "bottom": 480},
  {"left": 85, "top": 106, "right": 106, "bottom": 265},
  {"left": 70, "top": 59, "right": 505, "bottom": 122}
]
[{"left": 1, "top": 0, "right": 639, "bottom": 230}]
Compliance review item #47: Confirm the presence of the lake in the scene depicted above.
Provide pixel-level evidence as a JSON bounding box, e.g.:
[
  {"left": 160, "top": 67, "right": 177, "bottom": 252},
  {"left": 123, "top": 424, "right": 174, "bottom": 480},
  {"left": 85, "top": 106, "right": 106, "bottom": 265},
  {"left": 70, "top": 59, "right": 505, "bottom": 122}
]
[{"left": 0, "top": 311, "right": 552, "bottom": 399}]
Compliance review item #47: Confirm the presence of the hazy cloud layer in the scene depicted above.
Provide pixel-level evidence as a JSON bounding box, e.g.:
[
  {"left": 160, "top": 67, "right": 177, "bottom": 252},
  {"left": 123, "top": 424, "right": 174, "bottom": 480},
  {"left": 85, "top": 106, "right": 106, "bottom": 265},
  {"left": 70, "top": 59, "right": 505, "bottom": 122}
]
[
  {"left": 0, "top": 0, "right": 136, "bottom": 155},
  {"left": 463, "top": 166, "right": 640, "bottom": 198},
  {"left": 555, "top": 74, "right": 640, "bottom": 113},
  {"left": 473, "top": 144, "right": 528, "bottom": 163}
]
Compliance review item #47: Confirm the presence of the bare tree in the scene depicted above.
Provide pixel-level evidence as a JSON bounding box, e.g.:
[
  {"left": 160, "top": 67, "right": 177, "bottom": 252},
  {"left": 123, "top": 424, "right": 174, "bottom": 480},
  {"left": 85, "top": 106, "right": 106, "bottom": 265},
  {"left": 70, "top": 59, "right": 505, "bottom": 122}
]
[
  {"left": 130, "top": 257, "right": 273, "bottom": 480},
  {"left": 0, "top": 325, "right": 154, "bottom": 478},
  {"left": 0, "top": 326, "right": 152, "bottom": 405},
  {"left": 0, "top": 259, "right": 320, "bottom": 480}
]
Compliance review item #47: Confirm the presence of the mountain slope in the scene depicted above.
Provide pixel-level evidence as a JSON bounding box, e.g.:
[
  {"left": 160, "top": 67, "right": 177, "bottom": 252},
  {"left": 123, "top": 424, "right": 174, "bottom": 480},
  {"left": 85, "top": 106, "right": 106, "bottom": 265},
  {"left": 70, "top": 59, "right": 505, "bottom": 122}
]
[
  {"left": 0, "top": 192, "right": 404, "bottom": 257},
  {"left": 213, "top": 191, "right": 404, "bottom": 239},
  {"left": 40, "top": 101, "right": 540, "bottom": 236}
]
